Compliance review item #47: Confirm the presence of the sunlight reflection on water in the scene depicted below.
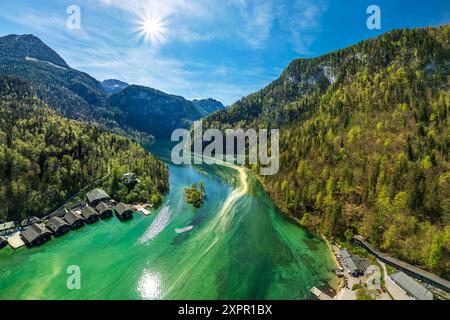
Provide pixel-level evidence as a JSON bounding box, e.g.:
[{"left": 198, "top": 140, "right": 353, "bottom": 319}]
[{"left": 138, "top": 269, "right": 161, "bottom": 300}]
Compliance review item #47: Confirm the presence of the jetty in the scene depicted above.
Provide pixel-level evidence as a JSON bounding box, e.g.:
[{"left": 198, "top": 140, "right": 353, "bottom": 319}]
[
  {"left": 133, "top": 203, "right": 153, "bottom": 216},
  {"left": 7, "top": 232, "right": 25, "bottom": 249},
  {"left": 310, "top": 287, "right": 333, "bottom": 300}
]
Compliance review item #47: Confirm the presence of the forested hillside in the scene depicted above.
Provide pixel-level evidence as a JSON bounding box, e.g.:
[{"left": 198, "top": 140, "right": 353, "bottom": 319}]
[
  {"left": 0, "top": 34, "right": 224, "bottom": 141},
  {"left": 204, "top": 25, "right": 450, "bottom": 277},
  {"left": 0, "top": 34, "right": 69, "bottom": 68},
  {"left": 0, "top": 76, "right": 168, "bottom": 222},
  {"left": 109, "top": 85, "right": 224, "bottom": 137}
]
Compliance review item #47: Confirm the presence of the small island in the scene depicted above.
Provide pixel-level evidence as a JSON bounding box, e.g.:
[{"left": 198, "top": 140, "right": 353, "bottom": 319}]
[{"left": 184, "top": 181, "right": 206, "bottom": 208}]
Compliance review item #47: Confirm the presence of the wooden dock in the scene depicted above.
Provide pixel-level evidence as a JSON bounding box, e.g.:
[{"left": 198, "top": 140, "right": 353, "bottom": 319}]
[
  {"left": 133, "top": 204, "right": 153, "bottom": 216},
  {"left": 138, "top": 208, "right": 151, "bottom": 216},
  {"left": 7, "top": 232, "right": 25, "bottom": 250},
  {"left": 310, "top": 287, "right": 333, "bottom": 300}
]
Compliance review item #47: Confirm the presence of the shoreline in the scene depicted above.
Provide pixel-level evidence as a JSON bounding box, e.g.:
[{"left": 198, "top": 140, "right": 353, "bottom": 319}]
[
  {"left": 253, "top": 170, "right": 344, "bottom": 299},
  {"left": 321, "top": 236, "right": 345, "bottom": 299}
]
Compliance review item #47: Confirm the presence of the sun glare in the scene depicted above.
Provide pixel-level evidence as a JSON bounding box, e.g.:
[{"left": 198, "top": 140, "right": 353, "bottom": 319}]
[{"left": 136, "top": 14, "right": 168, "bottom": 46}]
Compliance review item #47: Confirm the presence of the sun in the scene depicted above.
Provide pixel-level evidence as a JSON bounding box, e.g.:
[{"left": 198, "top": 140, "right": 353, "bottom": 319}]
[{"left": 136, "top": 14, "right": 168, "bottom": 47}]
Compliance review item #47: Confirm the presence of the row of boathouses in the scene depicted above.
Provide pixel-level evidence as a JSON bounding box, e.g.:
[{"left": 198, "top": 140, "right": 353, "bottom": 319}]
[{"left": 0, "top": 188, "right": 136, "bottom": 249}]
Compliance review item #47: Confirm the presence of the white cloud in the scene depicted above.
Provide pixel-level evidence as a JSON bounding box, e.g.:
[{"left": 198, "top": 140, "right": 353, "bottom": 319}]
[
  {"left": 238, "top": 0, "right": 275, "bottom": 48},
  {"left": 277, "top": 0, "right": 328, "bottom": 54}
]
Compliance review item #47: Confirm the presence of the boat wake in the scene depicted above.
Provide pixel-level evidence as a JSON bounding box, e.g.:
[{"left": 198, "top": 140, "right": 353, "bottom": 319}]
[
  {"left": 138, "top": 202, "right": 172, "bottom": 244},
  {"left": 162, "top": 160, "right": 251, "bottom": 296}
]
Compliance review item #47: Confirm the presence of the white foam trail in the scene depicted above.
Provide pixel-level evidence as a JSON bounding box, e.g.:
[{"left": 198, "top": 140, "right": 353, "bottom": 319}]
[
  {"left": 190, "top": 154, "right": 250, "bottom": 254},
  {"left": 138, "top": 202, "right": 171, "bottom": 244}
]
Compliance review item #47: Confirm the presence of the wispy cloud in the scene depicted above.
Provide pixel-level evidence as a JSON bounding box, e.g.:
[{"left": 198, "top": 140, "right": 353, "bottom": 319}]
[
  {"left": 277, "top": 0, "right": 328, "bottom": 54},
  {"left": 234, "top": 0, "right": 275, "bottom": 48}
]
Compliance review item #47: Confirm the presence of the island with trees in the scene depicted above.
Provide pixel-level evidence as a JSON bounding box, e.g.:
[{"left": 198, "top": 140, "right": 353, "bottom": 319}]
[{"left": 184, "top": 181, "right": 205, "bottom": 208}]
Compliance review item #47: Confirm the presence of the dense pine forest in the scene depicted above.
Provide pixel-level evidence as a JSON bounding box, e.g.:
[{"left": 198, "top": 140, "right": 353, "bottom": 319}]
[
  {"left": 204, "top": 25, "right": 450, "bottom": 277},
  {"left": 0, "top": 76, "right": 168, "bottom": 222}
]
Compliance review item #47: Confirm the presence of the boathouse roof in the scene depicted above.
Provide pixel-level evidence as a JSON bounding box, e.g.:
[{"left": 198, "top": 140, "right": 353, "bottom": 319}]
[
  {"left": 86, "top": 188, "right": 110, "bottom": 205},
  {"left": 63, "top": 211, "right": 85, "bottom": 225},
  {"left": 81, "top": 206, "right": 99, "bottom": 220},
  {"left": 96, "top": 202, "right": 112, "bottom": 213},
  {"left": 46, "top": 217, "right": 69, "bottom": 233},
  {"left": 114, "top": 203, "right": 133, "bottom": 215},
  {"left": 21, "top": 224, "right": 51, "bottom": 244}
]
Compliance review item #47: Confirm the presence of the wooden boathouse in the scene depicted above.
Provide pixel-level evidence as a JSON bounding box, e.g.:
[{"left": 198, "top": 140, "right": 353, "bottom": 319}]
[
  {"left": 114, "top": 203, "right": 134, "bottom": 221},
  {"left": 86, "top": 188, "right": 111, "bottom": 207},
  {"left": 46, "top": 217, "right": 71, "bottom": 237},
  {"left": 21, "top": 224, "right": 52, "bottom": 247},
  {"left": 81, "top": 206, "right": 100, "bottom": 224},
  {"left": 96, "top": 202, "right": 114, "bottom": 219},
  {"left": 63, "top": 211, "right": 85, "bottom": 230}
]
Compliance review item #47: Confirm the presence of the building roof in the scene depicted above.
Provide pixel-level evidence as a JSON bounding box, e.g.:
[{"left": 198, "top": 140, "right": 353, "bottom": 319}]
[
  {"left": 0, "top": 221, "right": 15, "bottom": 232},
  {"left": 68, "top": 200, "right": 87, "bottom": 211},
  {"left": 63, "top": 211, "right": 85, "bottom": 225},
  {"left": 96, "top": 202, "right": 113, "bottom": 214},
  {"left": 340, "top": 249, "right": 359, "bottom": 273},
  {"left": 353, "top": 256, "right": 371, "bottom": 272},
  {"left": 46, "top": 217, "right": 69, "bottom": 232},
  {"left": 81, "top": 206, "right": 99, "bottom": 220},
  {"left": 391, "top": 272, "right": 434, "bottom": 300},
  {"left": 114, "top": 202, "right": 133, "bottom": 215},
  {"left": 0, "top": 236, "right": 7, "bottom": 244},
  {"left": 21, "top": 224, "right": 51, "bottom": 244},
  {"left": 86, "top": 188, "right": 110, "bottom": 204}
]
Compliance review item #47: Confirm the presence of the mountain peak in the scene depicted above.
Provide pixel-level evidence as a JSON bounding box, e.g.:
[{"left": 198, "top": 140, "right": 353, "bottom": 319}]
[
  {"left": 192, "top": 98, "right": 225, "bottom": 115},
  {"left": 101, "top": 79, "right": 129, "bottom": 95},
  {"left": 0, "top": 34, "right": 69, "bottom": 68}
]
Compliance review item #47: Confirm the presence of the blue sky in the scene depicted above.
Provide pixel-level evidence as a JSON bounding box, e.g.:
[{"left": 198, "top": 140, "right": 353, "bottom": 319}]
[{"left": 0, "top": 0, "right": 448, "bottom": 105}]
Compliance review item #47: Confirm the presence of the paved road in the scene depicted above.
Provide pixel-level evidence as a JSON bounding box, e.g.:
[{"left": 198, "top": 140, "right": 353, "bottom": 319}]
[{"left": 378, "top": 259, "right": 412, "bottom": 300}]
